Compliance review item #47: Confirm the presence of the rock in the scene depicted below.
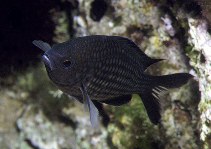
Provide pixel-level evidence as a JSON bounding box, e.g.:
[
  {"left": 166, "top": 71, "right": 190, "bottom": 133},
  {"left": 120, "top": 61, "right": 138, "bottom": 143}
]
[
  {"left": 62, "top": 101, "right": 109, "bottom": 149},
  {"left": 16, "top": 105, "right": 76, "bottom": 149},
  {"left": 188, "top": 18, "right": 211, "bottom": 149},
  {"left": 0, "top": 89, "right": 24, "bottom": 149}
]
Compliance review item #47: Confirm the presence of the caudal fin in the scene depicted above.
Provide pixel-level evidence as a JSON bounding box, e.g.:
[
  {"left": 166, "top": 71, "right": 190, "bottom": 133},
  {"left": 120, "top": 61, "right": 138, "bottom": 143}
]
[
  {"left": 139, "top": 73, "right": 193, "bottom": 124},
  {"left": 152, "top": 73, "right": 193, "bottom": 89}
]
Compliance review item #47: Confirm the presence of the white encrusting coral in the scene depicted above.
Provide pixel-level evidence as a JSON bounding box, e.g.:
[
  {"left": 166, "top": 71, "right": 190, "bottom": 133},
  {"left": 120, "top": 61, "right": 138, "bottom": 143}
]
[{"left": 188, "top": 18, "right": 211, "bottom": 142}]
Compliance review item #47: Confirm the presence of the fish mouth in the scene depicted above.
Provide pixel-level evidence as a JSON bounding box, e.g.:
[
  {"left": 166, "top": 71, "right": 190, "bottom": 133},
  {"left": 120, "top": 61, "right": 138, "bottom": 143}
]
[{"left": 42, "top": 54, "right": 54, "bottom": 70}]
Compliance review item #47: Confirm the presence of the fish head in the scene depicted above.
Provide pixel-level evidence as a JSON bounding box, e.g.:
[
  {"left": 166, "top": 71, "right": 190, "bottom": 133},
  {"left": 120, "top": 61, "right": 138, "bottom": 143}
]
[
  {"left": 33, "top": 40, "right": 86, "bottom": 87},
  {"left": 44, "top": 46, "right": 86, "bottom": 87}
]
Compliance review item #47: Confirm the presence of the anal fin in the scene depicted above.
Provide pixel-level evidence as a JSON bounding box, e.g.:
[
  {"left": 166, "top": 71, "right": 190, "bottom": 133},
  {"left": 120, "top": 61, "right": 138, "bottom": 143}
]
[
  {"left": 92, "top": 101, "right": 110, "bottom": 127},
  {"left": 100, "top": 95, "right": 132, "bottom": 106}
]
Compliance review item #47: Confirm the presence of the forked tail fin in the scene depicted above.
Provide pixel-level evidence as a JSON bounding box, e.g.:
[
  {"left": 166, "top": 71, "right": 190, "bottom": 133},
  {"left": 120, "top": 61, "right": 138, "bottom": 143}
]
[{"left": 139, "top": 73, "right": 193, "bottom": 124}]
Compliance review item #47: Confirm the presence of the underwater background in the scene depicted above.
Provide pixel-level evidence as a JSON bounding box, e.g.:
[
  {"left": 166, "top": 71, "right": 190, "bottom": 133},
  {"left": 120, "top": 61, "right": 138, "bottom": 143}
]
[{"left": 0, "top": 0, "right": 211, "bottom": 149}]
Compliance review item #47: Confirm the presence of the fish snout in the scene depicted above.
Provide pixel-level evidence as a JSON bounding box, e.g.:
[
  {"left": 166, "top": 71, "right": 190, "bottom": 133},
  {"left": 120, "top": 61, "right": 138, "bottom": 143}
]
[{"left": 42, "top": 54, "right": 54, "bottom": 70}]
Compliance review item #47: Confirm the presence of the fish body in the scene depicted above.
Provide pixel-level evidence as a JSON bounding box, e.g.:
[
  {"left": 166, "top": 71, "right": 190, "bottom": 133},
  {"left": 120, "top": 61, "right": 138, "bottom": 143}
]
[{"left": 33, "top": 35, "right": 192, "bottom": 127}]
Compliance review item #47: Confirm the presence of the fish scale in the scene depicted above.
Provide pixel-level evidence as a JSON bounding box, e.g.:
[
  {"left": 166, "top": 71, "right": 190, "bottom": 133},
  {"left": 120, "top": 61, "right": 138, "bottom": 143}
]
[
  {"left": 33, "top": 35, "right": 192, "bottom": 126},
  {"left": 87, "top": 61, "right": 140, "bottom": 99}
]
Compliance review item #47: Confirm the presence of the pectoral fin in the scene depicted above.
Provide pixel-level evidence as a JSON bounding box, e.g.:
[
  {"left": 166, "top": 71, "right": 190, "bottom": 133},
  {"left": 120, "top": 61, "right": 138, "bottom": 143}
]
[{"left": 81, "top": 83, "right": 99, "bottom": 127}]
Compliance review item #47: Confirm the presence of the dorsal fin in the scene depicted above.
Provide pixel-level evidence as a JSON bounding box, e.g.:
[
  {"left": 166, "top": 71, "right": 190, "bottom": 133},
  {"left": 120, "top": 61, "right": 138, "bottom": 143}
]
[
  {"left": 112, "top": 36, "right": 164, "bottom": 70},
  {"left": 32, "top": 40, "right": 51, "bottom": 52},
  {"left": 144, "top": 58, "right": 164, "bottom": 70}
]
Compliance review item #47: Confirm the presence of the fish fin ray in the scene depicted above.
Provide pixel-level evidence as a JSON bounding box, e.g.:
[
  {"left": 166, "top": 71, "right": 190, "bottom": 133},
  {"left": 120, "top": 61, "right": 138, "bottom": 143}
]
[
  {"left": 152, "top": 86, "right": 168, "bottom": 97},
  {"left": 92, "top": 101, "right": 110, "bottom": 126},
  {"left": 87, "top": 96, "right": 99, "bottom": 127},
  {"left": 139, "top": 92, "right": 161, "bottom": 125},
  {"left": 32, "top": 40, "right": 51, "bottom": 52},
  {"left": 81, "top": 83, "right": 99, "bottom": 127},
  {"left": 99, "top": 95, "right": 132, "bottom": 106},
  {"left": 139, "top": 86, "right": 167, "bottom": 124},
  {"left": 139, "top": 73, "right": 192, "bottom": 124}
]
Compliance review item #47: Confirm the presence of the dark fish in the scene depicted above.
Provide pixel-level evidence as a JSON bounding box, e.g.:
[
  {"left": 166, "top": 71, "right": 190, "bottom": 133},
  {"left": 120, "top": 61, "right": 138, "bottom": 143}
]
[{"left": 32, "top": 35, "right": 192, "bottom": 127}]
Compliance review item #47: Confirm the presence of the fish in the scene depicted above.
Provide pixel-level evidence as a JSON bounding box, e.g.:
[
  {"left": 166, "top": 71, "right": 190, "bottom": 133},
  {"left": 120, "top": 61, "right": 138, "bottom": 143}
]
[{"left": 32, "top": 35, "right": 192, "bottom": 127}]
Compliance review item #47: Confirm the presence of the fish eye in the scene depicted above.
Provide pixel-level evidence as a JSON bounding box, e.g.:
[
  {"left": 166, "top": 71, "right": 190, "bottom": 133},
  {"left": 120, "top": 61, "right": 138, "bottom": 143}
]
[{"left": 63, "top": 60, "right": 72, "bottom": 68}]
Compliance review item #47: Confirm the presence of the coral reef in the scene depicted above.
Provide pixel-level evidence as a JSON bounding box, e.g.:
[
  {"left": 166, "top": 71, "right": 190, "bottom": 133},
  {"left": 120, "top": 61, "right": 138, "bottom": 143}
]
[
  {"left": 74, "top": 0, "right": 202, "bottom": 148},
  {"left": 188, "top": 18, "right": 211, "bottom": 149},
  {"left": 1, "top": 0, "right": 210, "bottom": 149}
]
